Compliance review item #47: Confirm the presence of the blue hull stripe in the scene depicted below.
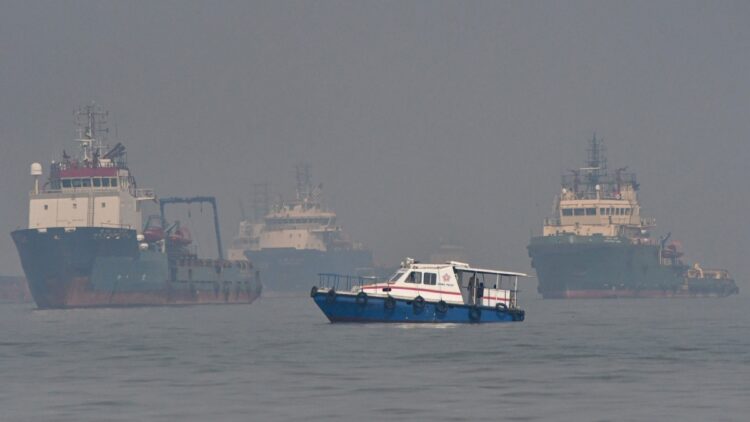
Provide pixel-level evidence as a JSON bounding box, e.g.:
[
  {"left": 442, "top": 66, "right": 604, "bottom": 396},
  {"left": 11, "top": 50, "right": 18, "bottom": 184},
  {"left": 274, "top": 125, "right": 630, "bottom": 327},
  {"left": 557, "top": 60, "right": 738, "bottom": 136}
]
[{"left": 312, "top": 292, "right": 524, "bottom": 323}]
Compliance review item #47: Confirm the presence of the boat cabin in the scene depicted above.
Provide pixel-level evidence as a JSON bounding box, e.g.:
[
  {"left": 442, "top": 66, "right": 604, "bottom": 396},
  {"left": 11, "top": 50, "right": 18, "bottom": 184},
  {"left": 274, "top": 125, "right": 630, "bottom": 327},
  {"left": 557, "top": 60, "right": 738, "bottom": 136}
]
[{"left": 356, "top": 259, "right": 525, "bottom": 309}]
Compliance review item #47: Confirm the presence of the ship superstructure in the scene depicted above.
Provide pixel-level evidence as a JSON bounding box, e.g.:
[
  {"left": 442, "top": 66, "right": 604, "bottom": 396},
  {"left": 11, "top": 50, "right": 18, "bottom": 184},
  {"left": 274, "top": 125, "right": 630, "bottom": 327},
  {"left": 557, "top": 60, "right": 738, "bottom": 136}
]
[
  {"left": 528, "top": 135, "right": 738, "bottom": 298},
  {"left": 12, "top": 104, "right": 261, "bottom": 308},
  {"left": 229, "top": 164, "right": 372, "bottom": 292}
]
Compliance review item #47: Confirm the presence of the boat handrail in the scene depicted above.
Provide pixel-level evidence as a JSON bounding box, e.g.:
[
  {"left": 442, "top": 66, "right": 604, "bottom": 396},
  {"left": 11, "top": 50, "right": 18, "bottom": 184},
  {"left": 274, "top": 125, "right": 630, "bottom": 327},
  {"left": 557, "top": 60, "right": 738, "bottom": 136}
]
[{"left": 317, "top": 273, "right": 378, "bottom": 291}]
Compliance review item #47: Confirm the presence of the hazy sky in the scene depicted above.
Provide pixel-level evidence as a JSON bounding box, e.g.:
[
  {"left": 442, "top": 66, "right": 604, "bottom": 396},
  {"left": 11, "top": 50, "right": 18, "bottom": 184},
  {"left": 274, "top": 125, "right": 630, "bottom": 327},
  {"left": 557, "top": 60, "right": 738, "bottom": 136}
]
[{"left": 1, "top": 1, "right": 749, "bottom": 286}]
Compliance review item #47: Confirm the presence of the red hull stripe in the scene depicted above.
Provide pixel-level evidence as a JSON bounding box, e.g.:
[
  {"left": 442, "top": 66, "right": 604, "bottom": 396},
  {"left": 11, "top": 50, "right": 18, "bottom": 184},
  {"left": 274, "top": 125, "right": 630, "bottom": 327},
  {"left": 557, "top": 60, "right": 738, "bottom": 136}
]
[
  {"left": 360, "top": 285, "right": 509, "bottom": 302},
  {"left": 543, "top": 290, "right": 726, "bottom": 299},
  {"left": 361, "top": 285, "right": 462, "bottom": 296}
]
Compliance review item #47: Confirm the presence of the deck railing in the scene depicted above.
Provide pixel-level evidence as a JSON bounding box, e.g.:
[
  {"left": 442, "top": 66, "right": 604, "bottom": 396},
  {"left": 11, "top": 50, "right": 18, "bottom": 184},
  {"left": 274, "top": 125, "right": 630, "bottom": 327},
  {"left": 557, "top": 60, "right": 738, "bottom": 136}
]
[{"left": 317, "top": 273, "right": 379, "bottom": 292}]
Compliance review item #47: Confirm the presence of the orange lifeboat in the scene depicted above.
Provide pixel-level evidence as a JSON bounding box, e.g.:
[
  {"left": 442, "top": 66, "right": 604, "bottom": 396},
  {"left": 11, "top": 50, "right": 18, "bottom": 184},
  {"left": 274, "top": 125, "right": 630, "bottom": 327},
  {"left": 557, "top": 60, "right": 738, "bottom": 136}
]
[
  {"left": 169, "top": 226, "right": 192, "bottom": 246},
  {"left": 143, "top": 226, "right": 165, "bottom": 243}
]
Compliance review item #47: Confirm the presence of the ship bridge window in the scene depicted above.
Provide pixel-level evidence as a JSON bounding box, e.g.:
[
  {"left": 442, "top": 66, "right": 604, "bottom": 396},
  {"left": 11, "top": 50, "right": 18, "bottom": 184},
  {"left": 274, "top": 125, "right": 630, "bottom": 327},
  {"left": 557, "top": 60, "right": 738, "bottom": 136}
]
[
  {"left": 93, "top": 178, "right": 101, "bottom": 187},
  {"left": 406, "top": 272, "right": 422, "bottom": 284},
  {"left": 585, "top": 208, "right": 596, "bottom": 216},
  {"left": 102, "top": 178, "right": 110, "bottom": 187},
  {"left": 62, "top": 179, "right": 72, "bottom": 188},
  {"left": 562, "top": 209, "right": 573, "bottom": 216},
  {"left": 423, "top": 273, "right": 437, "bottom": 285},
  {"left": 574, "top": 208, "right": 585, "bottom": 216},
  {"left": 72, "top": 178, "right": 82, "bottom": 188},
  {"left": 110, "top": 178, "right": 118, "bottom": 187},
  {"left": 82, "top": 178, "right": 91, "bottom": 188}
]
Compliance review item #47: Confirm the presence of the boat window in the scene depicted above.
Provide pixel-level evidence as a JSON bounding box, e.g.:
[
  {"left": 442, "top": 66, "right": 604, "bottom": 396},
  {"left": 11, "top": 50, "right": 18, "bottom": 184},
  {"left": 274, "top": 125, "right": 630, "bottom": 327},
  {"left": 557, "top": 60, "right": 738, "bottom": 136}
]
[
  {"left": 110, "top": 178, "right": 118, "bottom": 187},
  {"left": 625, "top": 208, "right": 631, "bottom": 215},
  {"left": 93, "top": 178, "right": 101, "bottom": 187},
  {"left": 574, "top": 208, "right": 585, "bottom": 216},
  {"left": 82, "top": 178, "right": 91, "bottom": 187},
  {"left": 562, "top": 209, "right": 573, "bottom": 216},
  {"left": 102, "top": 177, "right": 110, "bottom": 187},
  {"left": 585, "top": 208, "right": 596, "bottom": 216},
  {"left": 72, "top": 178, "right": 82, "bottom": 188},
  {"left": 599, "top": 208, "right": 606, "bottom": 215},
  {"left": 62, "top": 179, "right": 72, "bottom": 188},
  {"left": 423, "top": 273, "right": 437, "bottom": 285},
  {"left": 388, "top": 271, "right": 405, "bottom": 282},
  {"left": 405, "top": 272, "right": 422, "bottom": 284}
]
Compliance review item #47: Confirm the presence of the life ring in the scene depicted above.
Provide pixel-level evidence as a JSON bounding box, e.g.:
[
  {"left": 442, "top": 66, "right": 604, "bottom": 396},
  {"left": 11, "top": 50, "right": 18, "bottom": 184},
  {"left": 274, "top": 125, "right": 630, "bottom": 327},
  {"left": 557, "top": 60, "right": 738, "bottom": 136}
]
[
  {"left": 384, "top": 295, "right": 396, "bottom": 310},
  {"left": 413, "top": 295, "right": 425, "bottom": 311},
  {"left": 436, "top": 300, "right": 449, "bottom": 314},
  {"left": 469, "top": 306, "right": 482, "bottom": 322},
  {"left": 495, "top": 302, "right": 508, "bottom": 313},
  {"left": 356, "top": 291, "right": 368, "bottom": 306},
  {"left": 310, "top": 286, "right": 319, "bottom": 297},
  {"left": 326, "top": 288, "right": 337, "bottom": 303}
]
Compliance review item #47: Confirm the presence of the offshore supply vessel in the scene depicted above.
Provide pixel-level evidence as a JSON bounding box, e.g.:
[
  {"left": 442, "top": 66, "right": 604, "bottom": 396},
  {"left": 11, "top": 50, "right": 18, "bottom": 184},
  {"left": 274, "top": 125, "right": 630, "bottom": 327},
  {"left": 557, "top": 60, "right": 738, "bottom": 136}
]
[
  {"left": 528, "top": 136, "right": 739, "bottom": 299},
  {"left": 11, "top": 104, "right": 261, "bottom": 309},
  {"left": 228, "top": 164, "right": 373, "bottom": 293}
]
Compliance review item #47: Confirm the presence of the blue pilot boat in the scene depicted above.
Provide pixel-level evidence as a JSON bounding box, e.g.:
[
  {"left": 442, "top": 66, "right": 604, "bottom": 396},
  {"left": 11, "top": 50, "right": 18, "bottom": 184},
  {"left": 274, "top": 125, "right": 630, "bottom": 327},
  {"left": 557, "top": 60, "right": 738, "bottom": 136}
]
[{"left": 311, "top": 258, "right": 526, "bottom": 323}]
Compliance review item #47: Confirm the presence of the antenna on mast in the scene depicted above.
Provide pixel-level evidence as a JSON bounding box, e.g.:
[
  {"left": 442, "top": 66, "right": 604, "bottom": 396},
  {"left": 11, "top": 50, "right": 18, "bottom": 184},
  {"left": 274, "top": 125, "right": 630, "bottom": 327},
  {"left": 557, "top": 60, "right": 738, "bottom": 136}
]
[{"left": 74, "top": 102, "right": 109, "bottom": 161}]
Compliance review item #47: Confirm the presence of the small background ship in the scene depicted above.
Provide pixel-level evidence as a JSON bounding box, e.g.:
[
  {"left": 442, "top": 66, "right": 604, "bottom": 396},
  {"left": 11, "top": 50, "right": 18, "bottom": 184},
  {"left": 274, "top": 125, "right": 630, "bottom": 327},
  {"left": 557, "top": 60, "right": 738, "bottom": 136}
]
[
  {"left": 528, "top": 135, "right": 739, "bottom": 298},
  {"left": 228, "top": 164, "right": 373, "bottom": 293},
  {"left": 11, "top": 104, "right": 261, "bottom": 308}
]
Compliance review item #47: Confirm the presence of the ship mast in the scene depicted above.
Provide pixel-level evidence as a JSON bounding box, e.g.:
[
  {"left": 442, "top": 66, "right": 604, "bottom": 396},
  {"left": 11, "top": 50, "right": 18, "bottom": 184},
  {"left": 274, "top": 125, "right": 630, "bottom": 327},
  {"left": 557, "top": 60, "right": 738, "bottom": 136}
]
[
  {"left": 582, "top": 133, "right": 607, "bottom": 195},
  {"left": 74, "top": 102, "right": 109, "bottom": 162}
]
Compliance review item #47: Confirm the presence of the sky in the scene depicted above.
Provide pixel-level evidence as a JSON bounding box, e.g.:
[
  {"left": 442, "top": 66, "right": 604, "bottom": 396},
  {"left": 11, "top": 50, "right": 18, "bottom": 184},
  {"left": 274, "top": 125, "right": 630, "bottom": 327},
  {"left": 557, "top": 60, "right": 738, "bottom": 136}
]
[{"left": 1, "top": 1, "right": 749, "bottom": 288}]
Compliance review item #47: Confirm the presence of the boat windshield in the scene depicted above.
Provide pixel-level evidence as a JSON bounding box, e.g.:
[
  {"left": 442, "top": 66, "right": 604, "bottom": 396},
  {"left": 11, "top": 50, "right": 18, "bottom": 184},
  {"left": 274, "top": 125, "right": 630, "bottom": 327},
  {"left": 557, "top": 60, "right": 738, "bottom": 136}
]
[{"left": 388, "top": 271, "right": 405, "bottom": 283}]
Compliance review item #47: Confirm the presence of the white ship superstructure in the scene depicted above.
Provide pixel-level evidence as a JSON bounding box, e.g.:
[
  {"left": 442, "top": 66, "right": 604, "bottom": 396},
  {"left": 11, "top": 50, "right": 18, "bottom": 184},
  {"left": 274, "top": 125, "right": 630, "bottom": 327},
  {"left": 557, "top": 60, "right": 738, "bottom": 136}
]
[
  {"left": 228, "top": 164, "right": 372, "bottom": 292},
  {"left": 28, "top": 103, "right": 155, "bottom": 232}
]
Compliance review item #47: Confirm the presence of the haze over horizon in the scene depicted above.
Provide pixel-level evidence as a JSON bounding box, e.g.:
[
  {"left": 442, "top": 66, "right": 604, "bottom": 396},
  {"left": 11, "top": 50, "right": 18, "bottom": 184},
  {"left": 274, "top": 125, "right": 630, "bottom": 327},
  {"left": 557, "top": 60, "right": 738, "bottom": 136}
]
[{"left": 1, "top": 1, "right": 749, "bottom": 291}]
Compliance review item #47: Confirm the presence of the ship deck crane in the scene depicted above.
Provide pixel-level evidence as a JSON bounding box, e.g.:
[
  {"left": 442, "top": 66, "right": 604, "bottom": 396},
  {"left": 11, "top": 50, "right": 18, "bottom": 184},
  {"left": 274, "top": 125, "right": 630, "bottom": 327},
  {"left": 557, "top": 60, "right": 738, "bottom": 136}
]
[{"left": 159, "top": 196, "right": 224, "bottom": 260}]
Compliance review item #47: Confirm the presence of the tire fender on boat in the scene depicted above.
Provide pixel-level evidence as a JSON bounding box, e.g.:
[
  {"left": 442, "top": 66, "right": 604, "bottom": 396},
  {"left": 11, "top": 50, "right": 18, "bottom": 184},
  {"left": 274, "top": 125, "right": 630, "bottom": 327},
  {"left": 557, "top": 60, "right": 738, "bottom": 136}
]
[
  {"left": 384, "top": 295, "right": 396, "bottom": 310},
  {"left": 310, "top": 286, "right": 318, "bottom": 298},
  {"left": 495, "top": 302, "right": 508, "bottom": 313},
  {"left": 326, "top": 288, "right": 336, "bottom": 303},
  {"left": 469, "top": 306, "right": 482, "bottom": 322},
  {"left": 413, "top": 295, "right": 425, "bottom": 311},
  {"left": 436, "top": 300, "right": 448, "bottom": 314},
  {"left": 356, "top": 291, "right": 368, "bottom": 306}
]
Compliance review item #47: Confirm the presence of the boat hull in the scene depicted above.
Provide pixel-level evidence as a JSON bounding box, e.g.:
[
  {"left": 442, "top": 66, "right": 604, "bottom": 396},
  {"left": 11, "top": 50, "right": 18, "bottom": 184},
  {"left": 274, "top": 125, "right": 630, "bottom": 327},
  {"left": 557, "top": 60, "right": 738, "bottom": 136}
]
[
  {"left": 12, "top": 227, "right": 261, "bottom": 309},
  {"left": 311, "top": 290, "right": 524, "bottom": 323},
  {"left": 528, "top": 235, "right": 739, "bottom": 299},
  {"left": 246, "top": 248, "right": 373, "bottom": 293}
]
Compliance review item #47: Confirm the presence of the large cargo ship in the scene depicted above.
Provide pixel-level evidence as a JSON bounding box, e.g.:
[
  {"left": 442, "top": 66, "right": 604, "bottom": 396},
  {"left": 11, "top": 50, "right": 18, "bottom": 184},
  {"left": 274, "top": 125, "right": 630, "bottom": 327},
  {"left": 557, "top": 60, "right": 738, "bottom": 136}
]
[
  {"left": 11, "top": 104, "right": 261, "bottom": 309},
  {"left": 228, "top": 164, "right": 372, "bottom": 293},
  {"left": 528, "top": 136, "right": 739, "bottom": 299}
]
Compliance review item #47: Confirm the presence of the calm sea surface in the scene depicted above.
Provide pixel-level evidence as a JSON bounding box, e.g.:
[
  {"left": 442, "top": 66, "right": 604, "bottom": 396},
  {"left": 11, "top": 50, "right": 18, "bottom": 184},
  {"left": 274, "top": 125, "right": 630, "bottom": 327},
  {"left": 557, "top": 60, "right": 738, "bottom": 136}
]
[{"left": 1, "top": 293, "right": 748, "bottom": 421}]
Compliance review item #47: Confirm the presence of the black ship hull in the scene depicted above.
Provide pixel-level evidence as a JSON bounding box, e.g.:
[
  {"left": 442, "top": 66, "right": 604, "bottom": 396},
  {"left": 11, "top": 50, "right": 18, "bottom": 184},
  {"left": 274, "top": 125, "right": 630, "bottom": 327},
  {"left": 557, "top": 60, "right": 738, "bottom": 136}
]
[
  {"left": 528, "top": 235, "right": 739, "bottom": 299},
  {"left": 11, "top": 227, "right": 261, "bottom": 309},
  {"left": 245, "top": 248, "right": 373, "bottom": 293}
]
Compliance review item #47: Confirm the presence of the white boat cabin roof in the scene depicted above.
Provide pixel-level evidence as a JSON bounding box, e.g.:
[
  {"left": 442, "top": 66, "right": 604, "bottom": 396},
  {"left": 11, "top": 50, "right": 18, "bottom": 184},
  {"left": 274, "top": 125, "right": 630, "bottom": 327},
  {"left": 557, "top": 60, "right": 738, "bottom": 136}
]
[{"left": 398, "top": 259, "right": 528, "bottom": 278}]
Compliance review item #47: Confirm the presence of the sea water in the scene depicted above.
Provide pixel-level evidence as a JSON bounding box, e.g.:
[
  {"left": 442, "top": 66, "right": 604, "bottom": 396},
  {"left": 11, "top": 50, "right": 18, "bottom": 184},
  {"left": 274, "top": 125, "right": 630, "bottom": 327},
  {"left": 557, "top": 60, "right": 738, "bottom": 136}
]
[{"left": 1, "top": 294, "right": 748, "bottom": 421}]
